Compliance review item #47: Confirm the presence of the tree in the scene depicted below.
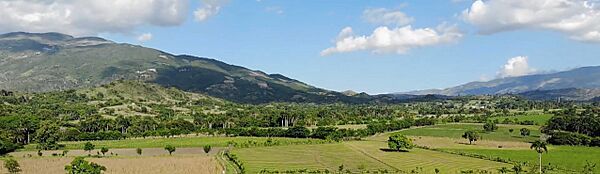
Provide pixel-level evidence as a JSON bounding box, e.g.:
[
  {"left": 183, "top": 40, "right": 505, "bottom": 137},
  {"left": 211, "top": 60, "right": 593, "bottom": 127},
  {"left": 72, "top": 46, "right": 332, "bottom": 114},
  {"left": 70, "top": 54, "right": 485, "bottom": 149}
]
[
  {"left": 100, "top": 147, "right": 109, "bottom": 156},
  {"left": 84, "top": 142, "right": 95, "bottom": 155},
  {"left": 531, "top": 140, "right": 548, "bottom": 174},
  {"left": 509, "top": 129, "right": 514, "bottom": 133},
  {"left": 520, "top": 128, "right": 531, "bottom": 137},
  {"left": 387, "top": 134, "right": 414, "bottom": 152},
  {"left": 165, "top": 145, "right": 176, "bottom": 155},
  {"left": 203, "top": 145, "right": 211, "bottom": 154},
  {"left": 462, "top": 131, "right": 480, "bottom": 145},
  {"left": 35, "top": 121, "right": 61, "bottom": 150},
  {"left": 136, "top": 148, "right": 142, "bottom": 156},
  {"left": 0, "top": 138, "right": 18, "bottom": 155},
  {"left": 3, "top": 158, "right": 21, "bottom": 174},
  {"left": 483, "top": 122, "right": 498, "bottom": 132},
  {"left": 65, "top": 157, "right": 106, "bottom": 174}
]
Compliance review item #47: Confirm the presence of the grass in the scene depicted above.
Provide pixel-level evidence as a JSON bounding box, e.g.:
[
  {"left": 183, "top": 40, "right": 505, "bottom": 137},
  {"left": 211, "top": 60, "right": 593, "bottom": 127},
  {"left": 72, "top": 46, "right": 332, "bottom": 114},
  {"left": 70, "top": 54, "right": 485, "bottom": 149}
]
[
  {"left": 386, "top": 123, "right": 600, "bottom": 173},
  {"left": 233, "top": 140, "right": 509, "bottom": 173},
  {"left": 22, "top": 136, "right": 322, "bottom": 151},
  {"left": 445, "top": 146, "right": 600, "bottom": 173},
  {"left": 0, "top": 156, "right": 221, "bottom": 174},
  {"left": 394, "top": 123, "right": 542, "bottom": 142},
  {"left": 490, "top": 113, "right": 554, "bottom": 125},
  {"left": 307, "top": 124, "right": 367, "bottom": 130}
]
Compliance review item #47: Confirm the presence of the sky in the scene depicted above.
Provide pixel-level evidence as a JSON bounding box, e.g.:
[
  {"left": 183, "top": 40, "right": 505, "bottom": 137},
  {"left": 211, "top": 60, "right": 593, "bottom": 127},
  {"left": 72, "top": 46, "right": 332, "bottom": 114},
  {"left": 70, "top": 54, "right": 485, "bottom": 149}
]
[{"left": 2, "top": 0, "right": 600, "bottom": 94}]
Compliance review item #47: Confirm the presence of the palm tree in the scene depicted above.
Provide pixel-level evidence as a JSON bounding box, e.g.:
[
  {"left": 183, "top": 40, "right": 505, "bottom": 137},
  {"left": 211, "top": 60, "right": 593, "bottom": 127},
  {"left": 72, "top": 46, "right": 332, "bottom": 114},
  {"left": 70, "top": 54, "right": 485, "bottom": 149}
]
[{"left": 530, "top": 140, "right": 548, "bottom": 173}]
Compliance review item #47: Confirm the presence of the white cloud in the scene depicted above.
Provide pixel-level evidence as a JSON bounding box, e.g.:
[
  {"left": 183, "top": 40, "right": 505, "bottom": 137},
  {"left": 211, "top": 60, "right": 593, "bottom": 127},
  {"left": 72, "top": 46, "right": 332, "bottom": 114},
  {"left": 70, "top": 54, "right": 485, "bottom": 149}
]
[
  {"left": 321, "top": 24, "right": 463, "bottom": 56},
  {"left": 0, "top": 0, "right": 189, "bottom": 36},
  {"left": 194, "top": 0, "right": 228, "bottom": 22},
  {"left": 137, "top": 33, "right": 153, "bottom": 42},
  {"left": 463, "top": 0, "right": 600, "bottom": 42},
  {"left": 498, "top": 56, "right": 536, "bottom": 78},
  {"left": 362, "top": 8, "right": 414, "bottom": 26}
]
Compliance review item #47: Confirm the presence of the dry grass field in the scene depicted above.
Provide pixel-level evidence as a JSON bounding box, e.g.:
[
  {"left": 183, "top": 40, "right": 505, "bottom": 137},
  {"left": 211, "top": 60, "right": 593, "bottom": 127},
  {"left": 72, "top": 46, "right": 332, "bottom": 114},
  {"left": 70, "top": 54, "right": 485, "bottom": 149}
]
[{"left": 2, "top": 148, "right": 223, "bottom": 174}]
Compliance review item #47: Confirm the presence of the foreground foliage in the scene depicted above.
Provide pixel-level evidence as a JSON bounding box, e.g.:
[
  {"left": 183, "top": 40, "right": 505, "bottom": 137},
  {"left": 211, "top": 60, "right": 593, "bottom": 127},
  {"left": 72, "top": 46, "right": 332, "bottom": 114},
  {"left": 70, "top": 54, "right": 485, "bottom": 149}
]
[{"left": 64, "top": 157, "right": 106, "bottom": 174}]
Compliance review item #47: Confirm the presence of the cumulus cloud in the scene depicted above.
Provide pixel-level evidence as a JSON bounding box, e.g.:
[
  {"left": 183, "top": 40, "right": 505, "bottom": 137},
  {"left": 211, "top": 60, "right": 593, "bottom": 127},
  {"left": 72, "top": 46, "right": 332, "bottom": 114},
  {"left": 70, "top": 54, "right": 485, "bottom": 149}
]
[
  {"left": 0, "top": 0, "right": 189, "bottom": 36},
  {"left": 137, "top": 33, "right": 153, "bottom": 42},
  {"left": 362, "top": 8, "right": 414, "bottom": 26},
  {"left": 463, "top": 0, "right": 600, "bottom": 42},
  {"left": 194, "top": 0, "right": 228, "bottom": 22},
  {"left": 498, "top": 56, "right": 536, "bottom": 78},
  {"left": 321, "top": 24, "right": 463, "bottom": 56}
]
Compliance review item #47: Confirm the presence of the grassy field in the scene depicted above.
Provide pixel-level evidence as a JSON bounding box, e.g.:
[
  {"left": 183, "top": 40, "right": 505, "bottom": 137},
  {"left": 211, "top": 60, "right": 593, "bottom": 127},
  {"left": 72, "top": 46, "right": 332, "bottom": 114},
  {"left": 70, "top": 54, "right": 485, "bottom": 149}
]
[
  {"left": 490, "top": 114, "right": 554, "bottom": 125},
  {"left": 395, "top": 123, "right": 542, "bottom": 142},
  {"left": 445, "top": 146, "right": 600, "bottom": 173},
  {"left": 22, "top": 136, "right": 323, "bottom": 151},
  {"left": 390, "top": 123, "right": 600, "bottom": 173},
  {"left": 233, "top": 140, "right": 509, "bottom": 173}
]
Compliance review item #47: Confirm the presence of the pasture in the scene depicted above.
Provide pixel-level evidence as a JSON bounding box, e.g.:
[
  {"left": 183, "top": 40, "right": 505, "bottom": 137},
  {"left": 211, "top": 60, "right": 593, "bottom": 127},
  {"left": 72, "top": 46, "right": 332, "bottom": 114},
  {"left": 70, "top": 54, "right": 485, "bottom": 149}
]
[
  {"left": 22, "top": 136, "right": 324, "bottom": 151},
  {"left": 489, "top": 114, "right": 554, "bottom": 125},
  {"left": 393, "top": 123, "right": 542, "bottom": 142}
]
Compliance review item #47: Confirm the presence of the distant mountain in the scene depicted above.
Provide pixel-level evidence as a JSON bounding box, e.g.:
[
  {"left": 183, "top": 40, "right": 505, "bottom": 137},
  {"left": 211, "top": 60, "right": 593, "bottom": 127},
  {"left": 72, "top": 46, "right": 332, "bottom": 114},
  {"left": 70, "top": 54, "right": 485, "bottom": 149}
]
[
  {"left": 517, "top": 88, "right": 600, "bottom": 101},
  {"left": 0, "top": 32, "right": 369, "bottom": 104},
  {"left": 400, "top": 66, "right": 600, "bottom": 100}
]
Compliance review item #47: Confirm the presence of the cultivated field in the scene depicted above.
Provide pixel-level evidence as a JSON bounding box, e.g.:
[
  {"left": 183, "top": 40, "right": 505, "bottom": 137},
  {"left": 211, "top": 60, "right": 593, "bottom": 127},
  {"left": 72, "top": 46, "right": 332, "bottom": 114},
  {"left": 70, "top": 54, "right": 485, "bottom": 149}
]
[{"left": 233, "top": 140, "right": 510, "bottom": 173}]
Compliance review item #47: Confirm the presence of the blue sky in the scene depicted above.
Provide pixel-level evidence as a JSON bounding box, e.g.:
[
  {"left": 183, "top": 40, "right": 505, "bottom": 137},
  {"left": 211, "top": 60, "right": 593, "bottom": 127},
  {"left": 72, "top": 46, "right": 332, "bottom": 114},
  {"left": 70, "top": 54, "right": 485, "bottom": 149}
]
[{"left": 3, "top": 0, "right": 600, "bottom": 94}]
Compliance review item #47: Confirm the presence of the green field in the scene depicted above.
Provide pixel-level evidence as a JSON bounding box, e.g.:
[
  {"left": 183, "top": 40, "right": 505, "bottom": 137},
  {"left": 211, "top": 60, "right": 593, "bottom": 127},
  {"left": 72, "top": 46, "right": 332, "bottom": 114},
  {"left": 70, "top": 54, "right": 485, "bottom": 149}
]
[
  {"left": 490, "top": 114, "right": 554, "bottom": 125},
  {"left": 233, "top": 140, "right": 509, "bottom": 173},
  {"left": 393, "top": 123, "right": 600, "bottom": 173},
  {"left": 397, "top": 123, "right": 542, "bottom": 142},
  {"left": 22, "top": 136, "right": 324, "bottom": 151},
  {"left": 445, "top": 146, "right": 600, "bottom": 173}
]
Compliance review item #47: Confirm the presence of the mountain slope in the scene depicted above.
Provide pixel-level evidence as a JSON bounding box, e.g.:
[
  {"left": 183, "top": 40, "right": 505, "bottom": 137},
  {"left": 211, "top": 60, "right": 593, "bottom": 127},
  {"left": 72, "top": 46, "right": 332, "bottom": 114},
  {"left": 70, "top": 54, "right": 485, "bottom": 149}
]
[
  {"left": 400, "top": 66, "right": 600, "bottom": 100},
  {"left": 0, "top": 32, "right": 363, "bottom": 103}
]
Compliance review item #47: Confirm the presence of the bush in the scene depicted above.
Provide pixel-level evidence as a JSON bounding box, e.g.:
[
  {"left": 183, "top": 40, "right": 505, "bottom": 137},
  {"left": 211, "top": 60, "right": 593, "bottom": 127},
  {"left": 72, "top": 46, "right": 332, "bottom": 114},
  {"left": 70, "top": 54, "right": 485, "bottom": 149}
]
[
  {"left": 136, "top": 148, "right": 142, "bottom": 155},
  {"left": 0, "top": 138, "right": 18, "bottom": 155},
  {"left": 164, "top": 145, "right": 176, "bottom": 155},
  {"left": 3, "top": 158, "right": 21, "bottom": 174},
  {"left": 64, "top": 157, "right": 106, "bottom": 174},
  {"left": 483, "top": 122, "right": 498, "bottom": 132},
  {"left": 203, "top": 145, "right": 211, "bottom": 154}
]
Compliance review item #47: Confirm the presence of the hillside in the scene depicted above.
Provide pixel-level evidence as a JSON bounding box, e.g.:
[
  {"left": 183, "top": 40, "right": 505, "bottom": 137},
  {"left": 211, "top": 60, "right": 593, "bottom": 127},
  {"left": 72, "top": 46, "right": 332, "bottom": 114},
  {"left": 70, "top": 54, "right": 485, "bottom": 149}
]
[
  {"left": 400, "top": 66, "right": 600, "bottom": 100},
  {"left": 0, "top": 32, "right": 366, "bottom": 104},
  {"left": 76, "top": 80, "right": 229, "bottom": 118}
]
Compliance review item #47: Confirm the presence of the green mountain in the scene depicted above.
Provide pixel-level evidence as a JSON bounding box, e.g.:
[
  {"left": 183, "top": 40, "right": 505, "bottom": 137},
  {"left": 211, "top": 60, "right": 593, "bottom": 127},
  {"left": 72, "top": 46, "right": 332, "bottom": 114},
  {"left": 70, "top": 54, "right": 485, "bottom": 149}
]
[{"left": 0, "top": 32, "right": 365, "bottom": 103}]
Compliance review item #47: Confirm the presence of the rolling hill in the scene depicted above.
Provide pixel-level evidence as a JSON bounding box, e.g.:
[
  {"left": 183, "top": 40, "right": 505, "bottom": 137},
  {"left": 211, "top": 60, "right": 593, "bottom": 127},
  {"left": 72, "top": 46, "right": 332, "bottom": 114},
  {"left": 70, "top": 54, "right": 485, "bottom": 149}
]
[{"left": 0, "top": 32, "right": 367, "bottom": 104}]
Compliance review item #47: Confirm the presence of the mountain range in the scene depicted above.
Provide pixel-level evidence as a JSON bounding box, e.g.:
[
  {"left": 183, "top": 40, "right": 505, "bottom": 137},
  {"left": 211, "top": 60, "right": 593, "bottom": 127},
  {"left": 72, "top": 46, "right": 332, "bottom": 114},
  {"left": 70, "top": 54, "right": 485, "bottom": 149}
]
[
  {"left": 2, "top": 32, "right": 600, "bottom": 103},
  {"left": 0, "top": 32, "right": 375, "bottom": 104},
  {"left": 400, "top": 66, "right": 600, "bottom": 101}
]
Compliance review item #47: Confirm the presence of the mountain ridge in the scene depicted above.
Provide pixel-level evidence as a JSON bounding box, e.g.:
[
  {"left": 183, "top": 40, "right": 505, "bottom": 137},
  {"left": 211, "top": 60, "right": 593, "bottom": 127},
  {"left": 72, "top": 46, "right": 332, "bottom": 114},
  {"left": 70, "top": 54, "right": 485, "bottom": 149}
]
[
  {"left": 0, "top": 32, "right": 368, "bottom": 104},
  {"left": 399, "top": 66, "right": 600, "bottom": 101}
]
